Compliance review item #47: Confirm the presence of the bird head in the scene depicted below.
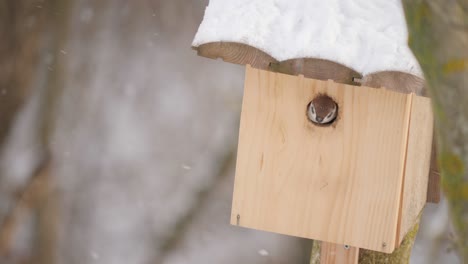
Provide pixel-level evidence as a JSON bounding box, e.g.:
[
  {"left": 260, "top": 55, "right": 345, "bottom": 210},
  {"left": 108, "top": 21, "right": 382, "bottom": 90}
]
[{"left": 307, "top": 95, "right": 337, "bottom": 124}]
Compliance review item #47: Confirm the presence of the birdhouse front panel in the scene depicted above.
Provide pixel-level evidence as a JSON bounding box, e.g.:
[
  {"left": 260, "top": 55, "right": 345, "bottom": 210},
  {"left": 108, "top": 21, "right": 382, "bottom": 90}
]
[{"left": 230, "top": 66, "right": 432, "bottom": 253}]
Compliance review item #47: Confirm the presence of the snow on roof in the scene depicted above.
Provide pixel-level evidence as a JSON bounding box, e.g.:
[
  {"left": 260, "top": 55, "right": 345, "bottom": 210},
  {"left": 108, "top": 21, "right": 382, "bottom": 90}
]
[{"left": 192, "top": 0, "right": 422, "bottom": 77}]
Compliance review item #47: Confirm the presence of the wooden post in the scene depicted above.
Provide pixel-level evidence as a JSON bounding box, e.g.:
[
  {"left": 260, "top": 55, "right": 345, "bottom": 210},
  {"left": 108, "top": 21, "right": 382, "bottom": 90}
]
[{"left": 320, "top": 242, "right": 359, "bottom": 264}]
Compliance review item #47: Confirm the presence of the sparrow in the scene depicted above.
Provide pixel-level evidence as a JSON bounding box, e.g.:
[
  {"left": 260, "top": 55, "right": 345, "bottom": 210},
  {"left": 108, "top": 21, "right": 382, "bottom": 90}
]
[{"left": 307, "top": 95, "right": 338, "bottom": 124}]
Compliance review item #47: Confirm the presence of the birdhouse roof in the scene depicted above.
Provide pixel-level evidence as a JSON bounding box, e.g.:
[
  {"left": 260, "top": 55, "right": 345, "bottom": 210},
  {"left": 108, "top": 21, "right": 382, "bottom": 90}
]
[{"left": 192, "top": 0, "right": 422, "bottom": 77}]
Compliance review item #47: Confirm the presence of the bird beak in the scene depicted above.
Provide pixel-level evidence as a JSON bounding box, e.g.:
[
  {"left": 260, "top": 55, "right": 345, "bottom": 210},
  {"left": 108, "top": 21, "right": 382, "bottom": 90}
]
[{"left": 316, "top": 117, "right": 323, "bottom": 123}]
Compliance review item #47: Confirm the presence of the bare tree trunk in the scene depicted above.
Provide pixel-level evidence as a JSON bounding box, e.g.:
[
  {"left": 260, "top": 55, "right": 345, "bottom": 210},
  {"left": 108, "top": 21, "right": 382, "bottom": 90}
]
[
  {"left": 0, "top": 0, "right": 70, "bottom": 263},
  {"left": 402, "top": 0, "right": 468, "bottom": 262},
  {"left": 0, "top": 1, "right": 46, "bottom": 149},
  {"left": 0, "top": 2, "right": 49, "bottom": 262}
]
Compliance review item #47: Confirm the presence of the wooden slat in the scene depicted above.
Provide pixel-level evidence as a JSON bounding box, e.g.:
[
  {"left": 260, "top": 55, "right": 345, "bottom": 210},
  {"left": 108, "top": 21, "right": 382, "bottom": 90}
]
[
  {"left": 360, "top": 71, "right": 440, "bottom": 203},
  {"left": 232, "top": 66, "right": 412, "bottom": 253},
  {"left": 359, "top": 71, "right": 427, "bottom": 96},
  {"left": 320, "top": 242, "right": 359, "bottom": 264},
  {"left": 194, "top": 42, "right": 277, "bottom": 70},
  {"left": 194, "top": 42, "right": 362, "bottom": 85},
  {"left": 397, "top": 95, "right": 434, "bottom": 242},
  {"left": 269, "top": 58, "right": 362, "bottom": 85}
]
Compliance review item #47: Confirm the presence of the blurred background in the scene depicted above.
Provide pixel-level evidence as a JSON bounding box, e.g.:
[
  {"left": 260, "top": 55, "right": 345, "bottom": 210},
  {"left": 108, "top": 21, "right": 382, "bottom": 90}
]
[{"left": 0, "top": 1, "right": 459, "bottom": 263}]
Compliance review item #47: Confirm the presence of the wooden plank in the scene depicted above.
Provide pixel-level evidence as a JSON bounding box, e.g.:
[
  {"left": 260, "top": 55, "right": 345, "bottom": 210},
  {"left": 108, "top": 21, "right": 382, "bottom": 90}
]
[
  {"left": 232, "top": 66, "right": 412, "bottom": 253},
  {"left": 320, "top": 242, "right": 359, "bottom": 264},
  {"left": 397, "top": 95, "right": 434, "bottom": 242},
  {"left": 269, "top": 58, "right": 362, "bottom": 85},
  {"left": 359, "top": 71, "right": 440, "bottom": 203},
  {"left": 193, "top": 42, "right": 277, "bottom": 70},
  {"left": 194, "top": 42, "right": 362, "bottom": 85},
  {"left": 359, "top": 71, "right": 427, "bottom": 96}
]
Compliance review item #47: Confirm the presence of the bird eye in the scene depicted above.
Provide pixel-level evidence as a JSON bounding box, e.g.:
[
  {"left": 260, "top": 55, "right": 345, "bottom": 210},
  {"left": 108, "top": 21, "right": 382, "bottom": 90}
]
[{"left": 310, "top": 107, "right": 315, "bottom": 114}]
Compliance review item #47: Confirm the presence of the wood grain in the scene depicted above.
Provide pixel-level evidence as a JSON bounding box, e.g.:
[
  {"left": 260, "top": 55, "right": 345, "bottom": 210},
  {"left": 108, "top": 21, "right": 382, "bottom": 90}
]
[
  {"left": 320, "top": 242, "right": 359, "bottom": 264},
  {"left": 194, "top": 42, "right": 277, "bottom": 70},
  {"left": 359, "top": 71, "right": 440, "bottom": 203},
  {"left": 232, "top": 66, "right": 418, "bottom": 253},
  {"left": 397, "top": 95, "right": 434, "bottom": 243},
  {"left": 269, "top": 58, "right": 362, "bottom": 85},
  {"left": 194, "top": 42, "right": 362, "bottom": 85},
  {"left": 359, "top": 71, "right": 427, "bottom": 96}
]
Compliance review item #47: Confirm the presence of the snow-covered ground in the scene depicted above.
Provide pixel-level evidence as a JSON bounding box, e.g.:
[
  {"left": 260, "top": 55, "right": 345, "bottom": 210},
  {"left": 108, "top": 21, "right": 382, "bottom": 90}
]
[{"left": 193, "top": 0, "right": 422, "bottom": 77}]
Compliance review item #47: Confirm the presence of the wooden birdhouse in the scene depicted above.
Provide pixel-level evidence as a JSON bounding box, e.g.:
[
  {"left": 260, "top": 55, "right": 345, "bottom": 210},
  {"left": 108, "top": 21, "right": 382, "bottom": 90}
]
[
  {"left": 230, "top": 65, "right": 433, "bottom": 253},
  {"left": 192, "top": 0, "right": 438, "bottom": 261}
]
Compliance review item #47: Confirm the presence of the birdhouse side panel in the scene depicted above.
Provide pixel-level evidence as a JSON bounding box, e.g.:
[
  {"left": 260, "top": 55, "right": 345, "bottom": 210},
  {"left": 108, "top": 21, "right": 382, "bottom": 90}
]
[{"left": 398, "top": 95, "right": 434, "bottom": 242}]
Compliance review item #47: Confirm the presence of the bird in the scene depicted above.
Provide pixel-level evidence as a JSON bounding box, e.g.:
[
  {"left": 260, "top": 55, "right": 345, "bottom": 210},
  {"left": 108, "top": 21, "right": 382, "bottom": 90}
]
[{"left": 307, "top": 95, "right": 338, "bottom": 125}]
